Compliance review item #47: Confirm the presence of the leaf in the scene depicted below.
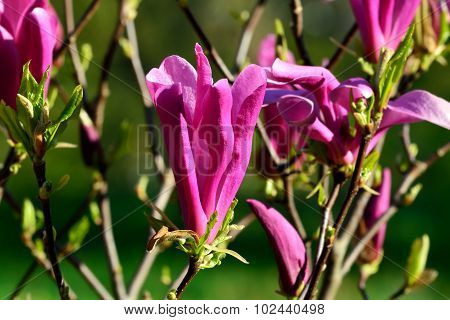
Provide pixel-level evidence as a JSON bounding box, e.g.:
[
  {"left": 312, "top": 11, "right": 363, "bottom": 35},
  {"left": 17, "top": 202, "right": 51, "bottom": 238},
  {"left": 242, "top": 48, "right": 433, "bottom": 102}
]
[
  {"left": 54, "top": 175, "right": 70, "bottom": 192},
  {"left": 198, "top": 212, "right": 218, "bottom": 248},
  {"left": 80, "top": 43, "right": 93, "bottom": 71},
  {"left": 68, "top": 216, "right": 90, "bottom": 251},
  {"left": 44, "top": 85, "right": 83, "bottom": 151},
  {"left": 55, "top": 85, "right": 83, "bottom": 124},
  {"left": 405, "top": 234, "right": 430, "bottom": 287},
  {"left": 22, "top": 199, "right": 36, "bottom": 236},
  {"left": 0, "top": 101, "right": 32, "bottom": 153},
  {"left": 89, "top": 201, "right": 102, "bottom": 225},
  {"left": 203, "top": 244, "right": 249, "bottom": 265}
]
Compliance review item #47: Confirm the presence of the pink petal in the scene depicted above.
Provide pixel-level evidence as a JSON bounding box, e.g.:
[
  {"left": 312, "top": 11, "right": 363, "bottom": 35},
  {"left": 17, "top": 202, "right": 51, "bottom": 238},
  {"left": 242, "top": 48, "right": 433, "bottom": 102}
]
[
  {"left": 0, "top": 0, "right": 36, "bottom": 36},
  {"left": 193, "top": 43, "right": 213, "bottom": 126},
  {"left": 146, "top": 55, "right": 197, "bottom": 124},
  {"left": 16, "top": 7, "right": 57, "bottom": 86},
  {"left": 380, "top": 90, "right": 450, "bottom": 131},
  {"left": 0, "top": 25, "right": 20, "bottom": 108},
  {"left": 276, "top": 95, "right": 317, "bottom": 126},
  {"left": 247, "top": 199, "right": 308, "bottom": 297},
  {"left": 194, "top": 79, "right": 234, "bottom": 218},
  {"left": 153, "top": 84, "right": 207, "bottom": 235},
  {"left": 215, "top": 65, "right": 267, "bottom": 227}
]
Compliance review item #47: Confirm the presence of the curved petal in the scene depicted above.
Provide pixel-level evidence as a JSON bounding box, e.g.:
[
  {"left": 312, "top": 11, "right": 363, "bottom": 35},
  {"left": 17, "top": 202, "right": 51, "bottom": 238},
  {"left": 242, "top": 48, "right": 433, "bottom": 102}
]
[
  {"left": 270, "top": 59, "right": 340, "bottom": 92},
  {"left": 16, "top": 7, "right": 57, "bottom": 86},
  {"left": 263, "top": 88, "right": 311, "bottom": 105},
  {"left": 276, "top": 95, "right": 317, "bottom": 126},
  {"left": 0, "top": 0, "right": 36, "bottom": 36},
  {"left": 193, "top": 43, "right": 212, "bottom": 126},
  {"left": 387, "top": 0, "right": 421, "bottom": 50},
  {"left": 0, "top": 25, "right": 20, "bottom": 108},
  {"left": 153, "top": 84, "right": 207, "bottom": 235},
  {"left": 350, "top": 0, "right": 384, "bottom": 61},
  {"left": 247, "top": 199, "right": 308, "bottom": 298},
  {"left": 194, "top": 79, "right": 234, "bottom": 218},
  {"left": 330, "top": 77, "right": 373, "bottom": 107},
  {"left": 146, "top": 55, "right": 197, "bottom": 124},
  {"left": 215, "top": 65, "right": 267, "bottom": 230},
  {"left": 380, "top": 90, "right": 450, "bottom": 131}
]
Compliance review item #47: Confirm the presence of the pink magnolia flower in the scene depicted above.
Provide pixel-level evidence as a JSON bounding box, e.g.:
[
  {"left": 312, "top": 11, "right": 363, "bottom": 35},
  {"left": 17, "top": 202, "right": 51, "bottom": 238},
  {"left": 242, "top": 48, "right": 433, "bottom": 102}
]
[
  {"left": 257, "top": 34, "right": 304, "bottom": 176},
  {"left": 0, "top": 0, "right": 62, "bottom": 108},
  {"left": 360, "top": 168, "right": 391, "bottom": 263},
  {"left": 349, "top": 0, "right": 421, "bottom": 62},
  {"left": 265, "top": 59, "right": 450, "bottom": 166},
  {"left": 147, "top": 44, "right": 267, "bottom": 239},
  {"left": 247, "top": 199, "right": 309, "bottom": 298}
]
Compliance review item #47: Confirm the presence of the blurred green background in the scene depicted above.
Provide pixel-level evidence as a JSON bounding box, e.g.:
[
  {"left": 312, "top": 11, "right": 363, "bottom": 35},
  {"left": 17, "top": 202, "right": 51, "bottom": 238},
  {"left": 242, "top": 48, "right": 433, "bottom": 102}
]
[{"left": 0, "top": 0, "right": 449, "bottom": 300}]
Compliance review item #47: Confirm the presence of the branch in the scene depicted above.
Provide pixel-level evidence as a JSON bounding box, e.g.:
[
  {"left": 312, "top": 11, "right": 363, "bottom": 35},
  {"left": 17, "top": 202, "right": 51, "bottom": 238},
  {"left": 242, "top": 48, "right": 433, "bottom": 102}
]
[
  {"left": 91, "top": 0, "right": 127, "bottom": 132},
  {"left": 54, "top": 0, "right": 102, "bottom": 62},
  {"left": 315, "top": 180, "right": 342, "bottom": 263},
  {"left": 57, "top": 245, "right": 113, "bottom": 300},
  {"left": 325, "top": 22, "right": 358, "bottom": 70},
  {"left": 32, "top": 160, "right": 69, "bottom": 300},
  {"left": 176, "top": 0, "right": 235, "bottom": 82},
  {"left": 341, "top": 142, "right": 450, "bottom": 275},
  {"left": 127, "top": 172, "right": 175, "bottom": 299},
  {"left": 125, "top": 19, "right": 166, "bottom": 177},
  {"left": 97, "top": 178, "right": 127, "bottom": 299},
  {"left": 8, "top": 261, "right": 38, "bottom": 300},
  {"left": 0, "top": 148, "right": 21, "bottom": 206},
  {"left": 401, "top": 124, "right": 416, "bottom": 164},
  {"left": 305, "top": 132, "right": 373, "bottom": 299},
  {"left": 175, "top": 257, "right": 200, "bottom": 299},
  {"left": 290, "top": 0, "right": 313, "bottom": 65},
  {"left": 284, "top": 175, "right": 307, "bottom": 239},
  {"left": 234, "top": 0, "right": 267, "bottom": 71}
]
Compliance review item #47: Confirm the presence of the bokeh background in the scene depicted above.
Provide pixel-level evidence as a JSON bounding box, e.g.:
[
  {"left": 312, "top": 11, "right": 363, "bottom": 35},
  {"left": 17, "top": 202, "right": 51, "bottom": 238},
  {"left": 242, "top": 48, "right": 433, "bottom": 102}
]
[{"left": 0, "top": 0, "right": 449, "bottom": 300}]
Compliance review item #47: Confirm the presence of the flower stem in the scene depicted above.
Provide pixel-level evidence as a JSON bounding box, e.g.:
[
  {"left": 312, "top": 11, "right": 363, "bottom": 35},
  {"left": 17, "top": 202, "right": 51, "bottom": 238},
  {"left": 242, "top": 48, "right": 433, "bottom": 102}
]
[
  {"left": 32, "top": 160, "right": 69, "bottom": 300},
  {"left": 176, "top": 257, "right": 201, "bottom": 300}
]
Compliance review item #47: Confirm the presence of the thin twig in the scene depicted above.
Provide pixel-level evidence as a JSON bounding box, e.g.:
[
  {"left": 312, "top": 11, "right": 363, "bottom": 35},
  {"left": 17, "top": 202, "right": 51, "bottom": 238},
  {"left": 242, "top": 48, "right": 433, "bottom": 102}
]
[
  {"left": 175, "top": 257, "right": 200, "bottom": 299},
  {"left": 32, "top": 160, "right": 69, "bottom": 300},
  {"left": 97, "top": 178, "right": 127, "bottom": 299},
  {"left": 341, "top": 142, "right": 450, "bottom": 275},
  {"left": 125, "top": 19, "right": 166, "bottom": 177},
  {"left": 8, "top": 261, "right": 38, "bottom": 300},
  {"left": 234, "top": 0, "right": 267, "bottom": 71},
  {"left": 325, "top": 23, "right": 358, "bottom": 70},
  {"left": 176, "top": 0, "right": 235, "bottom": 82},
  {"left": 390, "top": 285, "right": 407, "bottom": 300},
  {"left": 284, "top": 175, "right": 307, "bottom": 239},
  {"left": 128, "top": 172, "right": 175, "bottom": 299},
  {"left": 91, "top": 0, "right": 127, "bottom": 132},
  {"left": 57, "top": 245, "right": 113, "bottom": 300},
  {"left": 315, "top": 181, "right": 342, "bottom": 263},
  {"left": 402, "top": 124, "right": 416, "bottom": 164},
  {"left": 54, "top": 0, "right": 102, "bottom": 62},
  {"left": 290, "top": 0, "right": 313, "bottom": 65},
  {"left": 305, "top": 132, "right": 374, "bottom": 299}
]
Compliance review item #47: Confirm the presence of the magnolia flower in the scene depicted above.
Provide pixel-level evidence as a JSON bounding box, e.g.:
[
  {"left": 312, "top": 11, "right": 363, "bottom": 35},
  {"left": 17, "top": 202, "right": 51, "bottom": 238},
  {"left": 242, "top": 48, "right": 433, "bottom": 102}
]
[
  {"left": 350, "top": 0, "right": 421, "bottom": 62},
  {"left": 265, "top": 59, "right": 450, "bottom": 165},
  {"left": 0, "top": 0, "right": 62, "bottom": 108},
  {"left": 359, "top": 168, "right": 391, "bottom": 263},
  {"left": 247, "top": 199, "right": 308, "bottom": 298},
  {"left": 147, "top": 44, "right": 266, "bottom": 239},
  {"left": 257, "top": 34, "right": 304, "bottom": 176}
]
